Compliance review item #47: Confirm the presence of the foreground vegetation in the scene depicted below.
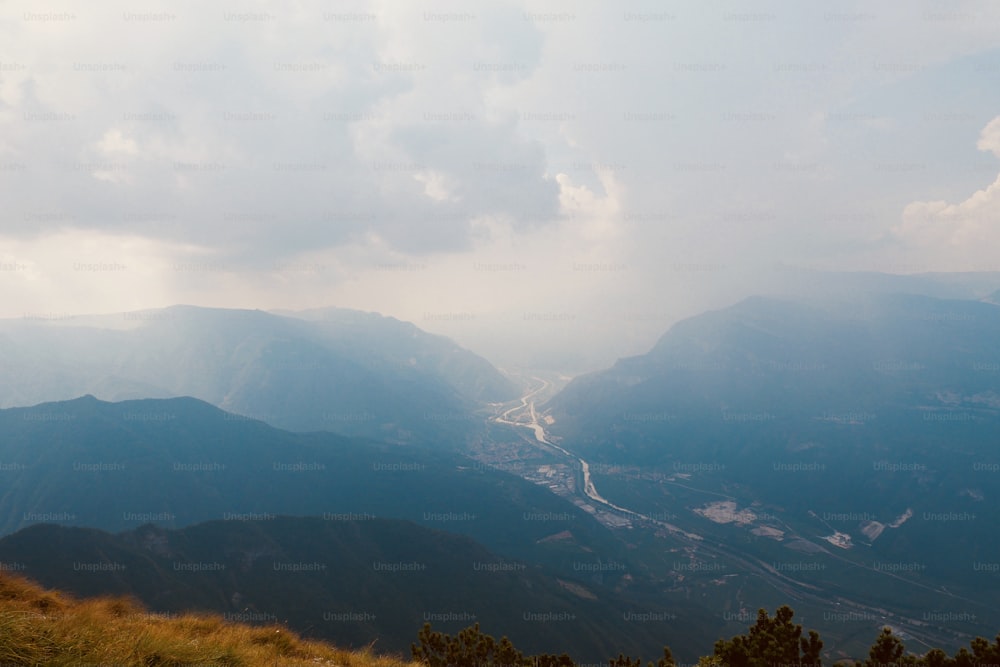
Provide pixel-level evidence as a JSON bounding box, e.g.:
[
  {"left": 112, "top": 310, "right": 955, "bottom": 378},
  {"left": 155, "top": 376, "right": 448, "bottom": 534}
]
[
  {"left": 0, "top": 573, "right": 418, "bottom": 667},
  {"left": 413, "top": 606, "right": 1000, "bottom": 667},
  {"left": 4, "top": 571, "right": 1000, "bottom": 667}
]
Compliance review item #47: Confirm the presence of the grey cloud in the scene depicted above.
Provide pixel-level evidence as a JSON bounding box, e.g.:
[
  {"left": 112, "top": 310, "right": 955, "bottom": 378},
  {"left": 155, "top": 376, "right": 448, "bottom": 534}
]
[{"left": 2, "top": 0, "right": 556, "bottom": 261}]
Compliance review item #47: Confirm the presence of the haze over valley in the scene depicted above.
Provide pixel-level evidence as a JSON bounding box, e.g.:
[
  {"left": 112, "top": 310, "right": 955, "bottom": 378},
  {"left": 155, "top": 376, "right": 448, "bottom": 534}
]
[{"left": 2, "top": 1, "right": 1000, "bottom": 664}]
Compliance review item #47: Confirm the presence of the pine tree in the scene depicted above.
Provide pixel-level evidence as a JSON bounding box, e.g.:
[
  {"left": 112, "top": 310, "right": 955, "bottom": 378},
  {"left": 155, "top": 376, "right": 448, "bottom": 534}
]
[
  {"left": 923, "top": 647, "right": 951, "bottom": 667},
  {"left": 610, "top": 654, "right": 642, "bottom": 667},
  {"left": 411, "top": 622, "right": 526, "bottom": 667},
  {"left": 969, "top": 635, "right": 1000, "bottom": 666},
  {"left": 863, "top": 627, "right": 904, "bottom": 667},
  {"left": 654, "top": 646, "right": 677, "bottom": 667},
  {"left": 712, "top": 605, "right": 823, "bottom": 667},
  {"left": 412, "top": 622, "right": 574, "bottom": 667}
]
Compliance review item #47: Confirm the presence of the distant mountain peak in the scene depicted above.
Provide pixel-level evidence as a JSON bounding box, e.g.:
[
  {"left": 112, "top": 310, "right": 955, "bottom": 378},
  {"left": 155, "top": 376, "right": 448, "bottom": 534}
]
[{"left": 69, "top": 394, "right": 103, "bottom": 403}]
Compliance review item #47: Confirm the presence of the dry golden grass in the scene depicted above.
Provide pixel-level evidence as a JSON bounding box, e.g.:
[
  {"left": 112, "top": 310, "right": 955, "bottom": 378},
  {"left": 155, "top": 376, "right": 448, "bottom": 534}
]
[{"left": 0, "top": 573, "right": 423, "bottom": 667}]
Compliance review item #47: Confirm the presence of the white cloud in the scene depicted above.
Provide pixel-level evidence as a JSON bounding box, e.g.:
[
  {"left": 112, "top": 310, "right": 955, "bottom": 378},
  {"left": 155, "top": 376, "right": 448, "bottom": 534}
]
[
  {"left": 892, "top": 115, "right": 1000, "bottom": 269},
  {"left": 413, "top": 169, "right": 460, "bottom": 202},
  {"left": 896, "top": 174, "right": 1000, "bottom": 246},
  {"left": 977, "top": 115, "right": 1000, "bottom": 158},
  {"left": 555, "top": 171, "right": 624, "bottom": 244},
  {"left": 96, "top": 129, "right": 138, "bottom": 157}
]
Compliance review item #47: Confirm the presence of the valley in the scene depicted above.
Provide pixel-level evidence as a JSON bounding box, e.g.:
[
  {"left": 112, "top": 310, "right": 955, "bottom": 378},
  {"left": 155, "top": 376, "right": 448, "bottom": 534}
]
[
  {"left": 478, "top": 364, "right": 1000, "bottom": 659},
  {"left": 2, "top": 288, "right": 1000, "bottom": 662},
  {"left": 6, "top": 7, "right": 1000, "bottom": 663},
  {"left": 490, "top": 373, "right": 634, "bottom": 515}
]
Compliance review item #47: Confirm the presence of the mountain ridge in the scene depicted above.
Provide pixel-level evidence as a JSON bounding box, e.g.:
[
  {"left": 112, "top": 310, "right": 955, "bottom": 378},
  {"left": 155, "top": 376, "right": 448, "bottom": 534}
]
[
  {"left": 0, "top": 304, "right": 518, "bottom": 443},
  {"left": 0, "top": 394, "right": 637, "bottom": 586},
  {"left": 539, "top": 292, "right": 1000, "bottom": 649}
]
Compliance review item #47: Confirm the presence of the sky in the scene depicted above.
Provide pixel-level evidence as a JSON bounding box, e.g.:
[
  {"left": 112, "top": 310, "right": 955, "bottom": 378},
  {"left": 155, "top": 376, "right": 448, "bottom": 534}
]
[{"left": 2, "top": 0, "right": 1000, "bottom": 371}]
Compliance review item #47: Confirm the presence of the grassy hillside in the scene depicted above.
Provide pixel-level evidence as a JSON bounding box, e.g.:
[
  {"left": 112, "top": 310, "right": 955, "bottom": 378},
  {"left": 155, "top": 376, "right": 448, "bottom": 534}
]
[{"left": 0, "top": 571, "right": 418, "bottom": 667}]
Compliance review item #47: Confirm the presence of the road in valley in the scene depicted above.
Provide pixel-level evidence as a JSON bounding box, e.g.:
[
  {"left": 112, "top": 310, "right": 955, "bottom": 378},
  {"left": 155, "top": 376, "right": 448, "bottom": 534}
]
[
  {"left": 493, "top": 376, "right": 638, "bottom": 514},
  {"left": 489, "top": 378, "right": 992, "bottom": 652}
]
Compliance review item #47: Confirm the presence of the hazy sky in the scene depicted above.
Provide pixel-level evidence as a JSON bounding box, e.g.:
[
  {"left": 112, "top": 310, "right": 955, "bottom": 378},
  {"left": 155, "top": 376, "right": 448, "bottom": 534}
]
[{"left": 2, "top": 1, "right": 999, "bottom": 370}]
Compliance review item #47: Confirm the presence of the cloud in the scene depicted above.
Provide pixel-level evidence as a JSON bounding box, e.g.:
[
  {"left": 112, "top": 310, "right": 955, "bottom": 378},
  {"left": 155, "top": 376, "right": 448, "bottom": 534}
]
[
  {"left": 892, "top": 115, "right": 1000, "bottom": 269},
  {"left": 5, "top": 0, "right": 1000, "bottom": 368},
  {"left": 977, "top": 115, "right": 1000, "bottom": 158},
  {"left": 1, "top": 0, "right": 558, "bottom": 260},
  {"left": 0, "top": 230, "right": 196, "bottom": 318},
  {"left": 897, "top": 175, "right": 1000, "bottom": 244}
]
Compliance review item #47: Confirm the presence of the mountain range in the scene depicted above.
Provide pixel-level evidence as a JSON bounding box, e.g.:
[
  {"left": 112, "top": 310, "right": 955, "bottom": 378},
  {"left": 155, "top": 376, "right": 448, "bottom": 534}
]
[
  {"left": 3, "top": 274, "right": 1000, "bottom": 661},
  {"left": 542, "top": 292, "right": 1000, "bottom": 653},
  {"left": 0, "top": 395, "right": 721, "bottom": 661},
  {"left": 0, "top": 305, "right": 518, "bottom": 444},
  {"left": 0, "top": 394, "right": 628, "bottom": 583}
]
